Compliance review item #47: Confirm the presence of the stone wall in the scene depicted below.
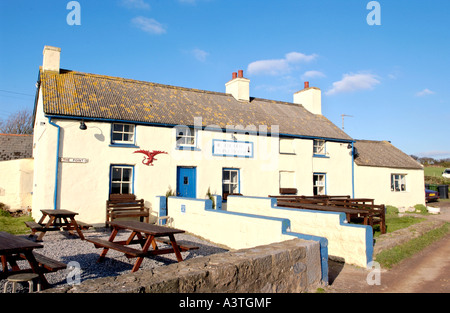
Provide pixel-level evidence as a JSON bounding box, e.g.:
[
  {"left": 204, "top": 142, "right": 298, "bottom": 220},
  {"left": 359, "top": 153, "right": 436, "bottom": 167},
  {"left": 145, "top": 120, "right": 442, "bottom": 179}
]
[{"left": 44, "top": 238, "right": 323, "bottom": 293}]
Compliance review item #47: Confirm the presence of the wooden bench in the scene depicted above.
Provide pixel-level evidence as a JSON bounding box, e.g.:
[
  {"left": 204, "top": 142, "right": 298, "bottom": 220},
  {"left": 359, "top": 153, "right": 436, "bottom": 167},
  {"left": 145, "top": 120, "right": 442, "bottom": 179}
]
[
  {"left": 106, "top": 194, "right": 150, "bottom": 226},
  {"left": 24, "top": 221, "right": 59, "bottom": 233},
  {"left": 16, "top": 251, "right": 67, "bottom": 273},
  {"left": 86, "top": 238, "right": 145, "bottom": 258},
  {"left": 154, "top": 238, "right": 199, "bottom": 252}
]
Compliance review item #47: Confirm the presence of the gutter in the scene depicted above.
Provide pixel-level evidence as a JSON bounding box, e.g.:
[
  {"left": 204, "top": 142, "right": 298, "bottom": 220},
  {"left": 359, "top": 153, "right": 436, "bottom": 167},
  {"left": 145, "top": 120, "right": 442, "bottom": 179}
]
[
  {"left": 47, "top": 117, "right": 61, "bottom": 210},
  {"left": 45, "top": 114, "right": 354, "bottom": 143}
]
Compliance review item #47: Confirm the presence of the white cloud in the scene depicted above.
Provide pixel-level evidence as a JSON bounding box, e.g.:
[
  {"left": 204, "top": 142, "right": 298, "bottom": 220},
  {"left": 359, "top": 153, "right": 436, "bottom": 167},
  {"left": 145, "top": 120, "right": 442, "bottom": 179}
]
[
  {"left": 131, "top": 16, "right": 166, "bottom": 35},
  {"left": 121, "top": 0, "right": 150, "bottom": 9},
  {"left": 415, "top": 88, "right": 435, "bottom": 97},
  {"left": 191, "top": 48, "right": 209, "bottom": 62},
  {"left": 247, "top": 52, "right": 318, "bottom": 76},
  {"left": 326, "top": 73, "right": 380, "bottom": 95},
  {"left": 301, "top": 70, "right": 326, "bottom": 80}
]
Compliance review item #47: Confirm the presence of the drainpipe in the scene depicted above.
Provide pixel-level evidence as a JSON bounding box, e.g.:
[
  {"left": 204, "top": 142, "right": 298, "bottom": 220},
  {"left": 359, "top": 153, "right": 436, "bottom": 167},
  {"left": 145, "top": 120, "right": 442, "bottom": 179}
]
[
  {"left": 351, "top": 142, "right": 355, "bottom": 198},
  {"left": 47, "top": 117, "right": 61, "bottom": 210}
]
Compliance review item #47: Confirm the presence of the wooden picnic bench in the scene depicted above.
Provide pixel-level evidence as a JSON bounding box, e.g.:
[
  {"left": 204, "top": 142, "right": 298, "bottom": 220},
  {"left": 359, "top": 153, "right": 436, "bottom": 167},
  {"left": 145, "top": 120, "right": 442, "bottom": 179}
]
[
  {"left": 87, "top": 221, "right": 198, "bottom": 272},
  {"left": 106, "top": 194, "right": 150, "bottom": 226},
  {"left": 25, "top": 209, "right": 91, "bottom": 241},
  {"left": 0, "top": 232, "right": 66, "bottom": 289}
]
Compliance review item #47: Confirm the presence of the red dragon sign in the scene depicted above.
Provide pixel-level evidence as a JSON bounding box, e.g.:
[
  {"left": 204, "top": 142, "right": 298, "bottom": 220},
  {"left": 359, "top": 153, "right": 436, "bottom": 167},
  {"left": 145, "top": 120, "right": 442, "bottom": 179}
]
[{"left": 133, "top": 150, "right": 167, "bottom": 166}]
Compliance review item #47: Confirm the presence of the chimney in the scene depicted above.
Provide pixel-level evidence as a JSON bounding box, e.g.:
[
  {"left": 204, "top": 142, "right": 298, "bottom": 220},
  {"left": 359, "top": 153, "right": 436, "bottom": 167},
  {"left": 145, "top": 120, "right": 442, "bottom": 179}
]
[
  {"left": 42, "top": 46, "right": 61, "bottom": 73},
  {"left": 293, "top": 82, "right": 322, "bottom": 115},
  {"left": 225, "top": 69, "right": 250, "bottom": 102}
]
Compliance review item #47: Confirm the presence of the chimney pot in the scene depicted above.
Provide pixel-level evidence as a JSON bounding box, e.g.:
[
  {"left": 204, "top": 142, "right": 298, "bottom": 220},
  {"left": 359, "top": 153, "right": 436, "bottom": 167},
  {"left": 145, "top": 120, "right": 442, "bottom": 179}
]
[
  {"left": 304, "top": 81, "right": 309, "bottom": 89},
  {"left": 238, "top": 70, "right": 244, "bottom": 78},
  {"left": 232, "top": 72, "right": 238, "bottom": 79}
]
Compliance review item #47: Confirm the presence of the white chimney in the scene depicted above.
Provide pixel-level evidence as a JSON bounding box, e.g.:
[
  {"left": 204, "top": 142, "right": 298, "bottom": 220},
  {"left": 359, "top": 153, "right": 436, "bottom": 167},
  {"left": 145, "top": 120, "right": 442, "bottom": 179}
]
[
  {"left": 293, "top": 81, "right": 322, "bottom": 115},
  {"left": 42, "top": 46, "right": 61, "bottom": 73},
  {"left": 225, "top": 70, "right": 250, "bottom": 102}
]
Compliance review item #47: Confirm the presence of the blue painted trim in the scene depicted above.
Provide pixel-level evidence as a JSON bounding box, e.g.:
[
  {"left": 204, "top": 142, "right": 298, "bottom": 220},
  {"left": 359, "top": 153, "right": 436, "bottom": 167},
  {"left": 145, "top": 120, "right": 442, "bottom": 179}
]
[
  {"left": 47, "top": 117, "right": 61, "bottom": 210},
  {"left": 172, "top": 196, "right": 329, "bottom": 284},
  {"left": 175, "top": 146, "right": 201, "bottom": 151},
  {"left": 157, "top": 196, "right": 167, "bottom": 225},
  {"left": 212, "top": 139, "right": 254, "bottom": 158},
  {"left": 110, "top": 122, "right": 137, "bottom": 147},
  {"left": 228, "top": 195, "right": 374, "bottom": 268},
  {"left": 222, "top": 168, "right": 241, "bottom": 201},
  {"left": 45, "top": 114, "right": 354, "bottom": 144},
  {"left": 109, "top": 144, "right": 140, "bottom": 148},
  {"left": 313, "top": 172, "right": 327, "bottom": 195},
  {"left": 109, "top": 164, "right": 135, "bottom": 195},
  {"left": 313, "top": 154, "right": 329, "bottom": 158},
  {"left": 351, "top": 142, "right": 355, "bottom": 198}
]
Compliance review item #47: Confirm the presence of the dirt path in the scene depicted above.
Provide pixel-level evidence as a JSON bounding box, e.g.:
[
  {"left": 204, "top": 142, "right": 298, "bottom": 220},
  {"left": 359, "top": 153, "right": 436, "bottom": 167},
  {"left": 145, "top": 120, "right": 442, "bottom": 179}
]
[{"left": 326, "top": 201, "right": 450, "bottom": 293}]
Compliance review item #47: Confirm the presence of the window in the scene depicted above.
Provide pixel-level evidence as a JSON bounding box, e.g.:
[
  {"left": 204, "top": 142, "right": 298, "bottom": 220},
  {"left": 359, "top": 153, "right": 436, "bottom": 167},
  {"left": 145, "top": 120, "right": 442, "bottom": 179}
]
[
  {"left": 391, "top": 174, "right": 406, "bottom": 192},
  {"left": 279, "top": 138, "right": 295, "bottom": 154},
  {"left": 313, "top": 139, "right": 326, "bottom": 155},
  {"left": 313, "top": 173, "right": 326, "bottom": 196},
  {"left": 222, "top": 168, "right": 240, "bottom": 199},
  {"left": 110, "top": 165, "right": 133, "bottom": 194},
  {"left": 176, "top": 127, "right": 196, "bottom": 148},
  {"left": 112, "top": 123, "right": 135, "bottom": 144}
]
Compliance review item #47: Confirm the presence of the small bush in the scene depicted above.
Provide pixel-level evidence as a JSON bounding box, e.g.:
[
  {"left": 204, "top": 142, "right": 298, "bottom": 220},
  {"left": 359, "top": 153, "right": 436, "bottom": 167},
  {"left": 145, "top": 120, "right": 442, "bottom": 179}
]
[
  {"left": 414, "top": 204, "right": 428, "bottom": 215},
  {"left": 386, "top": 205, "right": 399, "bottom": 215}
]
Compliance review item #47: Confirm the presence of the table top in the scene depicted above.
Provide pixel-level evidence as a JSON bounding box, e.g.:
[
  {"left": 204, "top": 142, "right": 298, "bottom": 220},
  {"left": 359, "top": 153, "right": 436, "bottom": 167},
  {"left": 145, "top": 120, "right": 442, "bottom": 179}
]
[
  {"left": 109, "top": 221, "right": 185, "bottom": 236},
  {"left": 0, "top": 232, "right": 43, "bottom": 254},
  {"left": 40, "top": 209, "right": 79, "bottom": 217}
]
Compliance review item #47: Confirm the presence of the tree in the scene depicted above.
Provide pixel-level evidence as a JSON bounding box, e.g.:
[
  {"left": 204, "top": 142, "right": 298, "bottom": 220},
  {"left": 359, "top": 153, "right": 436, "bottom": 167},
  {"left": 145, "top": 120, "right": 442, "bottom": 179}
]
[{"left": 0, "top": 109, "right": 33, "bottom": 134}]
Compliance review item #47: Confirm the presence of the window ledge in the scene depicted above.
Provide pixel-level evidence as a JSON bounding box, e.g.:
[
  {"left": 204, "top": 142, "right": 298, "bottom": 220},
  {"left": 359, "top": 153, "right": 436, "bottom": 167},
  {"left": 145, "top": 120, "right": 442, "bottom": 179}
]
[
  {"left": 109, "top": 143, "right": 140, "bottom": 148},
  {"left": 313, "top": 154, "right": 330, "bottom": 158},
  {"left": 176, "top": 146, "right": 201, "bottom": 151}
]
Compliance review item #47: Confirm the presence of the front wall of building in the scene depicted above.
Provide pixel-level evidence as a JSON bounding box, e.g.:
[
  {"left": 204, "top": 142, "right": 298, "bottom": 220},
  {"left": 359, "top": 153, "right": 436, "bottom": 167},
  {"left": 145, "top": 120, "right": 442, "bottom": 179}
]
[{"left": 32, "top": 99, "right": 354, "bottom": 223}]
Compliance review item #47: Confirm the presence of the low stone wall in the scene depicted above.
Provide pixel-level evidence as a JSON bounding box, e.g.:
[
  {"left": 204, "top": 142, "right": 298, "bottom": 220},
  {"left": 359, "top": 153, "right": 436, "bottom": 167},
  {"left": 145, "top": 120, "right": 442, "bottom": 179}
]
[{"left": 44, "top": 238, "right": 322, "bottom": 293}]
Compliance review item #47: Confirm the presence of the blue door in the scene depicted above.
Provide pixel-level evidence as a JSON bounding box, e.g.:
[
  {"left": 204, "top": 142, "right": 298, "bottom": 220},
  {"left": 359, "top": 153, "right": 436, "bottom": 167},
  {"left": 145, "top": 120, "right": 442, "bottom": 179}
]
[{"left": 177, "top": 167, "right": 196, "bottom": 198}]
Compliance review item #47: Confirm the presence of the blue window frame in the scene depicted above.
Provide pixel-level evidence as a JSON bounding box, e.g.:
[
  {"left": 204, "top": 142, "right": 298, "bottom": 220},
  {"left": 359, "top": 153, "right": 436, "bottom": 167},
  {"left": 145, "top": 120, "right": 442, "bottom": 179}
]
[
  {"left": 222, "top": 168, "right": 240, "bottom": 200},
  {"left": 110, "top": 123, "right": 139, "bottom": 147},
  {"left": 313, "top": 173, "right": 326, "bottom": 196},
  {"left": 110, "top": 165, "right": 134, "bottom": 194},
  {"left": 313, "top": 139, "right": 328, "bottom": 158}
]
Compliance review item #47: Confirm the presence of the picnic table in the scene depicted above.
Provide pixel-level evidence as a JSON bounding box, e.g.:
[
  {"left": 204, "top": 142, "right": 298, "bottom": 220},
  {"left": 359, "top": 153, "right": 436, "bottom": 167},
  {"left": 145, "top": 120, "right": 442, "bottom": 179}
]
[
  {"left": 86, "top": 221, "right": 198, "bottom": 272},
  {"left": 0, "top": 232, "right": 56, "bottom": 289},
  {"left": 25, "top": 209, "right": 90, "bottom": 241}
]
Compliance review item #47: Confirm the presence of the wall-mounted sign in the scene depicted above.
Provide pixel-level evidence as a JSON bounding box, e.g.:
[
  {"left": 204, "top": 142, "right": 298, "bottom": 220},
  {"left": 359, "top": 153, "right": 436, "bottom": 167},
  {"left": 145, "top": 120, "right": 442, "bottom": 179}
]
[
  {"left": 60, "top": 157, "right": 89, "bottom": 164},
  {"left": 212, "top": 139, "right": 254, "bottom": 158}
]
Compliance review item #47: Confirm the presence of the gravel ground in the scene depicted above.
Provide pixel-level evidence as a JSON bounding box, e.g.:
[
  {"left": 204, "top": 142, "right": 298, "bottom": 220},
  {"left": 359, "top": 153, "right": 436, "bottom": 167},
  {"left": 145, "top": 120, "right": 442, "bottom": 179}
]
[{"left": 1, "top": 227, "right": 228, "bottom": 293}]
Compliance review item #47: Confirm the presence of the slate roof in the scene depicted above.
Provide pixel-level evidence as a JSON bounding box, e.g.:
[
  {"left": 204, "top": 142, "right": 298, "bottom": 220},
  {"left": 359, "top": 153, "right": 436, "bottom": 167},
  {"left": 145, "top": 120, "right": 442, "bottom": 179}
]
[
  {"left": 354, "top": 140, "right": 423, "bottom": 170},
  {"left": 38, "top": 68, "right": 352, "bottom": 141},
  {"left": 0, "top": 134, "right": 33, "bottom": 161}
]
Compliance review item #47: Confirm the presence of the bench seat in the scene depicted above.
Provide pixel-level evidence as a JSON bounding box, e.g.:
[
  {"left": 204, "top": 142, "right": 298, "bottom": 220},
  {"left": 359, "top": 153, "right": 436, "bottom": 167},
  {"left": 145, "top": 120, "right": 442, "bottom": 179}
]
[
  {"left": 86, "top": 238, "right": 145, "bottom": 258},
  {"left": 154, "top": 238, "right": 199, "bottom": 251}
]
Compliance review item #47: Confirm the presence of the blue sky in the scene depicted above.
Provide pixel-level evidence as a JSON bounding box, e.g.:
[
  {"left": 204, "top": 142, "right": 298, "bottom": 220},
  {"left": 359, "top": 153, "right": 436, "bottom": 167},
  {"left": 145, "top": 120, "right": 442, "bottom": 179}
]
[{"left": 1, "top": 0, "right": 449, "bottom": 159}]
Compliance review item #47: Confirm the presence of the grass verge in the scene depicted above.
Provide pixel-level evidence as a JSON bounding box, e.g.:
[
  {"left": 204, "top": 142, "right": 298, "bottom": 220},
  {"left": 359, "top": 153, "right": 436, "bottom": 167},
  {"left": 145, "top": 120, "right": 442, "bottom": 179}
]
[
  {"left": 0, "top": 211, "right": 34, "bottom": 235},
  {"left": 375, "top": 222, "right": 450, "bottom": 269}
]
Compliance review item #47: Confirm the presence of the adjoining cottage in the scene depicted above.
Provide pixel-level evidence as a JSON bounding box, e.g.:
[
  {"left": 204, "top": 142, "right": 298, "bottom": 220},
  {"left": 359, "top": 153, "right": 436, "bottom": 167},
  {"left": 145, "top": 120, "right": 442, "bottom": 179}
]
[
  {"left": 353, "top": 140, "right": 424, "bottom": 208},
  {"left": 28, "top": 46, "right": 424, "bottom": 224}
]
